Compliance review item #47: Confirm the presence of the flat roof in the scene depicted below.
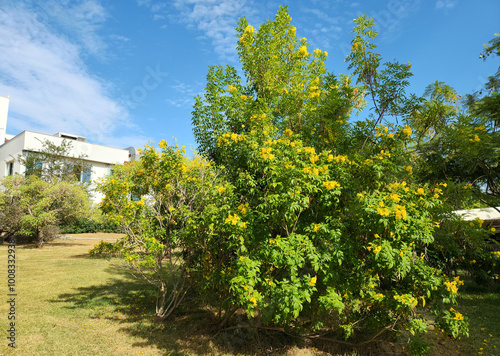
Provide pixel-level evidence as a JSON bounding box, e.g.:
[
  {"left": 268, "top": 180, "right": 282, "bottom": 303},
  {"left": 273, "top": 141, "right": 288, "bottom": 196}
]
[{"left": 454, "top": 207, "right": 500, "bottom": 221}]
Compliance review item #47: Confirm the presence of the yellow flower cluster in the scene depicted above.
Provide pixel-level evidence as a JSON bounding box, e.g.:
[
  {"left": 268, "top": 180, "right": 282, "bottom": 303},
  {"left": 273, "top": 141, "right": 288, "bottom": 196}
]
[
  {"left": 394, "top": 204, "right": 407, "bottom": 220},
  {"left": 453, "top": 312, "right": 464, "bottom": 321},
  {"left": 375, "top": 125, "right": 389, "bottom": 138},
  {"left": 367, "top": 242, "right": 382, "bottom": 254},
  {"left": 351, "top": 41, "right": 363, "bottom": 51},
  {"left": 239, "top": 25, "right": 256, "bottom": 44},
  {"left": 158, "top": 139, "right": 167, "bottom": 149},
  {"left": 309, "top": 154, "right": 319, "bottom": 164},
  {"left": 444, "top": 278, "right": 463, "bottom": 294},
  {"left": 377, "top": 149, "right": 391, "bottom": 160},
  {"left": 303, "top": 146, "right": 316, "bottom": 154},
  {"left": 469, "top": 134, "right": 481, "bottom": 142},
  {"left": 309, "top": 276, "right": 317, "bottom": 287},
  {"left": 303, "top": 166, "right": 319, "bottom": 175},
  {"left": 334, "top": 155, "right": 352, "bottom": 164},
  {"left": 402, "top": 125, "right": 412, "bottom": 136},
  {"left": 218, "top": 132, "right": 244, "bottom": 146},
  {"left": 260, "top": 146, "right": 275, "bottom": 160},
  {"left": 225, "top": 214, "right": 240, "bottom": 225},
  {"left": 227, "top": 84, "right": 237, "bottom": 94},
  {"left": 298, "top": 45, "right": 308, "bottom": 57},
  {"left": 377, "top": 207, "right": 390, "bottom": 217},
  {"left": 308, "top": 84, "right": 321, "bottom": 99},
  {"left": 249, "top": 296, "right": 257, "bottom": 307},
  {"left": 389, "top": 193, "right": 400, "bottom": 202},
  {"left": 373, "top": 293, "right": 384, "bottom": 301},
  {"left": 238, "top": 203, "right": 249, "bottom": 214},
  {"left": 323, "top": 180, "right": 340, "bottom": 190},
  {"left": 393, "top": 294, "right": 418, "bottom": 307}
]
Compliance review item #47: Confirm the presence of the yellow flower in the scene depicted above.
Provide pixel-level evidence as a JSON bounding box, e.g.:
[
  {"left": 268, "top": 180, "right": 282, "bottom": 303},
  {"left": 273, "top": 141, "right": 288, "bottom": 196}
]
[
  {"left": 217, "top": 186, "right": 226, "bottom": 194},
  {"left": 402, "top": 125, "right": 412, "bottom": 136},
  {"left": 323, "top": 181, "right": 340, "bottom": 190},
  {"left": 298, "top": 46, "right": 308, "bottom": 57},
  {"left": 405, "top": 166, "right": 413, "bottom": 174},
  {"left": 416, "top": 188, "right": 425, "bottom": 195},
  {"left": 309, "top": 276, "right": 317, "bottom": 287},
  {"left": 249, "top": 297, "right": 257, "bottom": 307},
  {"left": 228, "top": 84, "right": 237, "bottom": 93}
]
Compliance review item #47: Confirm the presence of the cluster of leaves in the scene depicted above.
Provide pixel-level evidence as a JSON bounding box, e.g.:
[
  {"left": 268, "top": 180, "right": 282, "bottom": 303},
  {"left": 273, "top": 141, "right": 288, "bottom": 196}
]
[
  {"left": 0, "top": 175, "right": 91, "bottom": 247},
  {"left": 59, "top": 216, "right": 120, "bottom": 234}
]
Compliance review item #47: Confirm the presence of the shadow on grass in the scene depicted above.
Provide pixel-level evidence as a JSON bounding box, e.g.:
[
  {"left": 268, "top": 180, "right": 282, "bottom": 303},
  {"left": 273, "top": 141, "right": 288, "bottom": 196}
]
[
  {"left": 52, "top": 264, "right": 404, "bottom": 355},
  {"left": 49, "top": 265, "right": 308, "bottom": 355}
]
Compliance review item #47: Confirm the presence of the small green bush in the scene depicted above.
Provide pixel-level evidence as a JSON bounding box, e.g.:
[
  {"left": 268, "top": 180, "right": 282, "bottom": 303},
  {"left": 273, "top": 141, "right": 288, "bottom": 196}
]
[{"left": 60, "top": 217, "right": 121, "bottom": 234}]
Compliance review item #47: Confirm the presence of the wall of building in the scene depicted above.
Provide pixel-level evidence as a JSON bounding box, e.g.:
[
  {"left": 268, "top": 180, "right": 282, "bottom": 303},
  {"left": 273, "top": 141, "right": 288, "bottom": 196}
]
[{"left": 0, "top": 131, "right": 26, "bottom": 176}]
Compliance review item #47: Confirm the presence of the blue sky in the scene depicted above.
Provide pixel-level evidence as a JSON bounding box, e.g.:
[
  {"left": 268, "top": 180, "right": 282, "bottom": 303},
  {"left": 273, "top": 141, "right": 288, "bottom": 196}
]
[{"left": 1, "top": 0, "right": 498, "bottom": 152}]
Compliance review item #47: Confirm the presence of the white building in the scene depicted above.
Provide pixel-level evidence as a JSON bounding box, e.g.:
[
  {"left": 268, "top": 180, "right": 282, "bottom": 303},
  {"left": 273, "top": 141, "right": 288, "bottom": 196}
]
[{"left": 0, "top": 96, "right": 138, "bottom": 203}]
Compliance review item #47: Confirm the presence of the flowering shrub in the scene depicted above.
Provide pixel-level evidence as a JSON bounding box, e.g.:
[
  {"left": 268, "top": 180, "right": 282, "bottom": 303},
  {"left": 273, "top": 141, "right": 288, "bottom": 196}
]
[
  {"left": 96, "top": 6, "right": 473, "bottom": 343},
  {"left": 189, "top": 7, "right": 469, "bottom": 340}
]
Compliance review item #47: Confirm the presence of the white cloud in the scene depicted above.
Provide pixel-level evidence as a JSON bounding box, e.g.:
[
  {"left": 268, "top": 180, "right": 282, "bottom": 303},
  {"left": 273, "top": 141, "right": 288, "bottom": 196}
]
[
  {"left": 34, "top": 0, "right": 109, "bottom": 57},
  {"left": 166, "top": 80, "right": 202, "bottom": 108},
  {"left": 0, "top": 1, "right": 130, "bottom": 144},
  {"left": 436, "top": 0, "right": 457, "bottom": 10},
  {"left": 139, "top": 0, "right": 259, "bottom": 61}
]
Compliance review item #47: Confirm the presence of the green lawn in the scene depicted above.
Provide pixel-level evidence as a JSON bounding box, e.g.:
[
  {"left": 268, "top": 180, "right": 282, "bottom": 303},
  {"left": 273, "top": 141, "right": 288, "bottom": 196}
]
[{"left": 1, "top": 235, "right": 498, "bottom": 355}]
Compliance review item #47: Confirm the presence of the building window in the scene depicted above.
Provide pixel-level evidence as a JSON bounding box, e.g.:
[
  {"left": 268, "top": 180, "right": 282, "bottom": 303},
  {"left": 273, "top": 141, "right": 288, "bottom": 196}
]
[
  {"left": 6, "top": 161, "right": 14, "bottom": 176},
  {"left": 75, "top": 166, "right": 92, "bottom": 183},
  {"left": 25, "top": 157, "right": 43, "bottom": 177},
  {"left": 81, "top": 166, "right": 92, "bottom": 183}
]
